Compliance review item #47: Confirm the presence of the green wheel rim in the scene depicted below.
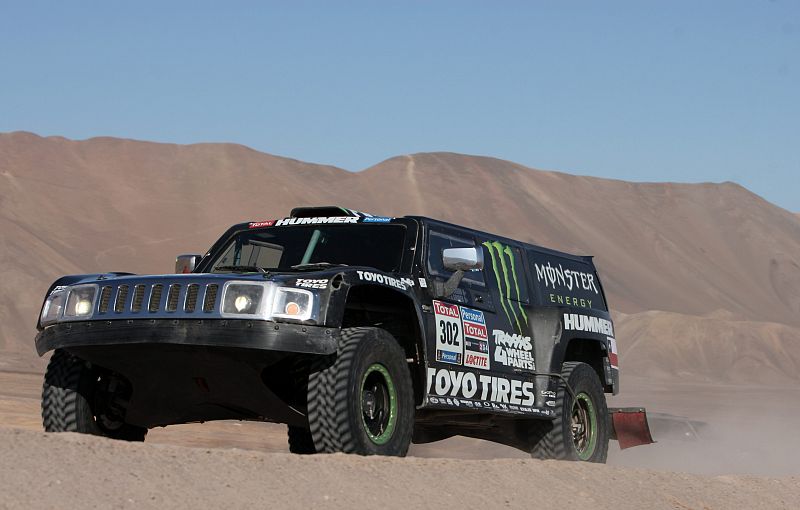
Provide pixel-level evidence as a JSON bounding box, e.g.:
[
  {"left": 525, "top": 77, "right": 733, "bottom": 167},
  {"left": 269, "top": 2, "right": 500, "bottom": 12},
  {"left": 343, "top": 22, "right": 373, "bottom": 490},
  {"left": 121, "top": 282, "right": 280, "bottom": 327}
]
[
  {"left": 571, "top": 392, "right": 598, "bottom": 460},
  {"left": 360, "top": 363, "right": 398, "bottom": 445}
]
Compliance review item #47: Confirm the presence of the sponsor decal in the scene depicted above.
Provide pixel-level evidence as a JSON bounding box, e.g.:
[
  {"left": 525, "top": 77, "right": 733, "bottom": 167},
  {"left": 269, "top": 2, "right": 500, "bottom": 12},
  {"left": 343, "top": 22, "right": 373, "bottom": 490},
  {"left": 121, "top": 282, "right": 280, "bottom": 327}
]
[
  {"left": 426, "top": 367, "right": 536, "bottom": 407},
  {"left": 482, "top": 241, "right": 528, "bottom": 333},
  {"left": 540, "top": 390, "right": 556, "bottom": 399},
  {"left": 356, "top": 270, "right": 414, "bottom": 291},
  {"left": 607, "top": 336, "right": 619, "bottom": 369},
  {"left": 429, "top": 396, "right": 440, "bottom": 404},
  {"left": 460, "top": 307, "right": 490, "bottom": 370},
  {"left": 361, "top": 216, "right": 392, "bottom": 223},
  {"left": 545, "top": 400, "right": 556, "bottom": 407},
  {"left": 548, "top": 293, "right": 593, "bottom": 309},
  {"left": 50, "top": 285, "right": 68, "bottom": 294},
  {"left": 275, "top": 216, "right": 358, "bottom": 226},
  {"left": 294, "top": 278, "right": 328, "bottom": 289},
  {"left": 534, "top": 262, "right": 599, "bottom": 294},
  {"left": 562, "top": 313, "right": 614, "bottom": 336},
  {"left": 492, "top": 329, "right": 535, "bottom": 370},
  {"left": 248, "top": 220, "right": 275, "bottom": 229},
  {"left": 418, "top": 278, "right": 428, "bottom": 288},
  {"left": 433, "top": 300, "right": 463, "bottom": 365}
]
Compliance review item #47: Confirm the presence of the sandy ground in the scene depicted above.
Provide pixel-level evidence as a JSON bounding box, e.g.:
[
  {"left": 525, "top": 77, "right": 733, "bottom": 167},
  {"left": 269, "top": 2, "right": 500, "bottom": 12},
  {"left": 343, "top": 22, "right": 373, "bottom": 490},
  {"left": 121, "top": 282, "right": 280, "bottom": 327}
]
[
  {"left": 2, "top": 427, "right": 799, "bottom": 510},
  {"left": 2, "top": 369, "right": 799, "bottom": 509}
]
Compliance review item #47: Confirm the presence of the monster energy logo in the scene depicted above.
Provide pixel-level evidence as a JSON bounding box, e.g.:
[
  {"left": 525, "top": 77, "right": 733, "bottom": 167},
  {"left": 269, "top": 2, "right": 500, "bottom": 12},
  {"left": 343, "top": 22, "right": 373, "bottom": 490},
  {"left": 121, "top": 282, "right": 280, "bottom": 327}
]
[{"left": 482, "top": 241, "right": 528, "bottom": 333}]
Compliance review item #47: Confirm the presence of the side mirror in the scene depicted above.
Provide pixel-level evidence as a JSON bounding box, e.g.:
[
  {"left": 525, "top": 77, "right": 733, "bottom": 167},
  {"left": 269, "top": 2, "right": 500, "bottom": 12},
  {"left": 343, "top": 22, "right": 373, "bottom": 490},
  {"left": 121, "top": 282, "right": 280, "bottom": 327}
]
[
  {"left": 175, "top": 254, "right": 202, "bottom": 274},
  {"left": 442, "top": 247, "right": 484, "bottom": 272}
]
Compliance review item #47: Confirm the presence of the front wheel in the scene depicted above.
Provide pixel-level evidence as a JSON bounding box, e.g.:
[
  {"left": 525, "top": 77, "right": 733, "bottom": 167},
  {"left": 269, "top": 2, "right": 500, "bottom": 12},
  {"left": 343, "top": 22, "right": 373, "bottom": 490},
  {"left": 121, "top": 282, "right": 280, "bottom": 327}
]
[
  {"left": 529, "top": 361, "right": 609, "bottom": 462},
  {"left": 41, "top": 349, "right": 147, "bottom": 441},
  {"left": 307, "top": 327, "right": 414, "bottom": 456}
]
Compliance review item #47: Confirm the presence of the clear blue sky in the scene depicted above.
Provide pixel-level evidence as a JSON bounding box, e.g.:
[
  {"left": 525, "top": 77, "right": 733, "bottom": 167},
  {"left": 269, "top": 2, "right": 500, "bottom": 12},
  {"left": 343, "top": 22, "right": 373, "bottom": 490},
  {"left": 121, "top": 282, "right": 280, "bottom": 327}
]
[{"left": 1, "top": 1, "right": 798, "bottom": 210}]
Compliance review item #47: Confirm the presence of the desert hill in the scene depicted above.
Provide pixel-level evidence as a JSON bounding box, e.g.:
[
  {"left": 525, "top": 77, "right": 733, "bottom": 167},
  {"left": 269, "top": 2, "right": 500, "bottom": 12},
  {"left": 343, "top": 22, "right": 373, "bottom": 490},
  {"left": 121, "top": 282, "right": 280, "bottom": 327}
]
[{"left": 1, "top": 131, "right": 799, "bottom": 382}]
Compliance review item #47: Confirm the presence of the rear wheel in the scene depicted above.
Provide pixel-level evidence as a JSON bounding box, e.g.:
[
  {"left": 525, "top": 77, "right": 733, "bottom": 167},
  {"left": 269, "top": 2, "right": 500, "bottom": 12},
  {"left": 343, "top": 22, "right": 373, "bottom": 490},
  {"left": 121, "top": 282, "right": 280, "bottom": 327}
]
[
  {"left": 41, "top": 349, "right": 146, "bottom": 441},
  {"left": 529, "top": 361, "right": 609, "bottom": 462},
  {"left": 307, "top": 327, "right": 414, "bottom": 456}
]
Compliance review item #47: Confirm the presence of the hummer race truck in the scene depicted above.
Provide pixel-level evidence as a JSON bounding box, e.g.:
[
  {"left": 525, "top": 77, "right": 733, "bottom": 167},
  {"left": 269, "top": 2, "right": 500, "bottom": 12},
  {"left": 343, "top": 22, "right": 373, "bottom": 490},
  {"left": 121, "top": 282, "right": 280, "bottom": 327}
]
[{"left": 37, "top": 207, "right": 652, "bottom": 460}]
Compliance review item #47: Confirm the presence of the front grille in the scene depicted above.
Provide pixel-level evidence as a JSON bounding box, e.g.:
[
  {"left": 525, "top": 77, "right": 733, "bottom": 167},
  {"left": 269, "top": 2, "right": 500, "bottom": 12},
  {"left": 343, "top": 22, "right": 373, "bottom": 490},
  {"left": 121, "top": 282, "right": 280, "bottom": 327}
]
[
  {"left": 88, "top": 280, "right": 225, "bottom": 318},
  {"left": 149, "top": 284, "right": 163, "bottom": 312},
  {"left": 166, "top": 284, "right": 181, "bottom": 312},
  {"left": 99, "top": 286, "right": 112, "bottom": 313},
  {"left": 132, "top": 285, "right": 146, "bottom": 312},
  {"left": 185, "top": 284, "right": 199, "bottom": 312},
  {"left": 203, "top": 284, "right": 219, "bottom": 312},
  {"left": 114, "top": 285, "right": 129, "bottom": 313}
]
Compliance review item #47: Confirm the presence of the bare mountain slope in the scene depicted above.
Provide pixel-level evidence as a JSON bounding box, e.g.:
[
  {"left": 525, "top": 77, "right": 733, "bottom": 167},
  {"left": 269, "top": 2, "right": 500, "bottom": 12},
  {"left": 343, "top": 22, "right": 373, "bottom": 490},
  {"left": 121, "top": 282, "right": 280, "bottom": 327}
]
[{"left": 1, "top": 132, "right": 799, "bottom": 381}]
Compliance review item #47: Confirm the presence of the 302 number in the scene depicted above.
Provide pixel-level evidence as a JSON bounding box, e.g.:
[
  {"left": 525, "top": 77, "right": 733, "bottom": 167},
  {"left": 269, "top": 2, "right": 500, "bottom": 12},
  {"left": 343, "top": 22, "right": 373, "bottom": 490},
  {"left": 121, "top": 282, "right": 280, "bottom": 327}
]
[{"left": 439, "top": 320, "right": 460, "bottom": 346}]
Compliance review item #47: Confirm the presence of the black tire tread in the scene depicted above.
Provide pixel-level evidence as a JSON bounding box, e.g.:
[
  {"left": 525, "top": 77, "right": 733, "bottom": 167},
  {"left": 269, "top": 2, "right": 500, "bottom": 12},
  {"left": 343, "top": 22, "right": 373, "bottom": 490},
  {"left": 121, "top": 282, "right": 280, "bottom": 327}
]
[
  {"left": 307, "top": 327, "right": 413, "bottom": 456},
  {"left": 287, "top": 425, "right": 316, "bottom": 454},
  {"left": 530, "top": 361, "right": 608, "bottom": 462},
  {"left": 41, "top": 349, "right": 146, "bottom": 441}
]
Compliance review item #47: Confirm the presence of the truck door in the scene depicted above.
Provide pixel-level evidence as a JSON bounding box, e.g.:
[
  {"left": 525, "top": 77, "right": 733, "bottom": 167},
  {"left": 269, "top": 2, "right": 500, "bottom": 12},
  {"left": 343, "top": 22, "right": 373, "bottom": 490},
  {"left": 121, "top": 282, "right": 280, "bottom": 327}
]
[{"left": 425, "top": 227, "right": 493, "bottom": 370}]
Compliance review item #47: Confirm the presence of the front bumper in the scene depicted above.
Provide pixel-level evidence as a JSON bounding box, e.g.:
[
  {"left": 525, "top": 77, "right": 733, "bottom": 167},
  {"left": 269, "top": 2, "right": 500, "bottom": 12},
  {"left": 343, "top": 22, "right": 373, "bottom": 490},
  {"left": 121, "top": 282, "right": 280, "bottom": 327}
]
[{"left": 36, "top": 319, "right": 338, "bottom": 357}]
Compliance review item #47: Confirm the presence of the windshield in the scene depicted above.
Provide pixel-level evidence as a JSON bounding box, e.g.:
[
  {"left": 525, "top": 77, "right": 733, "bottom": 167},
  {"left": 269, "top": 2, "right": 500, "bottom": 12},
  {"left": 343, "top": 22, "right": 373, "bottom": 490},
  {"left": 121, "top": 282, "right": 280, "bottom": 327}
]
[{"left": 209, "top": 224, "right": 406, "bottom": 273}]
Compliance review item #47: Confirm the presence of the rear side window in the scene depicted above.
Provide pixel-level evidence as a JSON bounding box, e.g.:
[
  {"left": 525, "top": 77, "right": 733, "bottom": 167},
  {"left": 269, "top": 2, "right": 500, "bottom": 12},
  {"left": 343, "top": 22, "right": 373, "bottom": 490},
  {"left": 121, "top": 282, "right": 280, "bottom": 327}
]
[{"left": 529, "top": 253, "right": 606, "bottom": 311}]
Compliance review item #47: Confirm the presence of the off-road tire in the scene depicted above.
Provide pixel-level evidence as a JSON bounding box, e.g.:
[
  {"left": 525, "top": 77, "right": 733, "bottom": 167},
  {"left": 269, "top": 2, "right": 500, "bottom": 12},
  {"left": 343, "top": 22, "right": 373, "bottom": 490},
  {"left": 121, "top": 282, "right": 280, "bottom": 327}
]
[
  {"left": 287, "top": 425, "right": 316, "bottom": 454},
  {"left": 42, "top": 349, "right": 147, "bottom": 441},
  {"left": 307, "top": 327, "right": 414, "bottom": 456},
  {"left": 529, "top": 361, "right": 609, "bottom": 463}
]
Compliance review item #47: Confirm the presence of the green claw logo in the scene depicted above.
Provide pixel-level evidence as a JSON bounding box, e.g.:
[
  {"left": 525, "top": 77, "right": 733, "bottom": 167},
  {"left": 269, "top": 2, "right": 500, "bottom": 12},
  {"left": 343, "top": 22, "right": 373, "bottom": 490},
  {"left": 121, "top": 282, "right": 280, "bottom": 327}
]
[{"left": 482, "top": 241, "right": 528, "bottom": 333}]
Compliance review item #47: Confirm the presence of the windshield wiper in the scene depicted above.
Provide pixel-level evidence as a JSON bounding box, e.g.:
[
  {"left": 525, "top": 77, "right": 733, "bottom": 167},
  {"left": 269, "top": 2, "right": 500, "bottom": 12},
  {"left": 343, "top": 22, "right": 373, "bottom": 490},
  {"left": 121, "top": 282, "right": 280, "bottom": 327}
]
[
  {"left": 290, "top": 262, "right": 348, "bottom": 271},
  {"left": 213, "top": 265, "right": 270, "bottom": 273}
]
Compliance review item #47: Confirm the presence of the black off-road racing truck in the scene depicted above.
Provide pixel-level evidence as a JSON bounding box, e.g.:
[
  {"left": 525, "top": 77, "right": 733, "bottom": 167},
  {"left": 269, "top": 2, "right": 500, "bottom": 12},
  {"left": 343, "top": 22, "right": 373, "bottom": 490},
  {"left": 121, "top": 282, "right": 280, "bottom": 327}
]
[{"left": 36, "top": 207, "right": 652, "bottom": 460}]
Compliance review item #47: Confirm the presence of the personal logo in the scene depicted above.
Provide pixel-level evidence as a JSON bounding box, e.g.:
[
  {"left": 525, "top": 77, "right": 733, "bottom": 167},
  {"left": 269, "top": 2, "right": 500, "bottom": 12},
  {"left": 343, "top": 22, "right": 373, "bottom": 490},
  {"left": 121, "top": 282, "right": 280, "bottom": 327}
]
[
  {"left": 460, "top": 306, "right": 490, "bottom": 370},
  {"left": 482, "top": 241, "right": 528, "bottom": 334}
]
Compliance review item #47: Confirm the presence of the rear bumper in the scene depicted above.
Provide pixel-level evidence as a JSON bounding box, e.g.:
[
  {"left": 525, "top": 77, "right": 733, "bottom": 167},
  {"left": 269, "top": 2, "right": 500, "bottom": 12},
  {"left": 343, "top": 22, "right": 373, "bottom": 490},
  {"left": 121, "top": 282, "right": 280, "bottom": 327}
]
[{"left": 36, "top": 319, "right": 338, "bottom": 357}]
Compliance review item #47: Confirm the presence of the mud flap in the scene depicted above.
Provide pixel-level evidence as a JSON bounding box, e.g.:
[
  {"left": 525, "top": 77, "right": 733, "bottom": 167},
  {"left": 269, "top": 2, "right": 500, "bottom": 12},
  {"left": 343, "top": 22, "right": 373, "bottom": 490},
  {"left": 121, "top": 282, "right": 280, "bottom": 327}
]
[{"left": 609, "top": 407, "right": 655, "bottom": 449}]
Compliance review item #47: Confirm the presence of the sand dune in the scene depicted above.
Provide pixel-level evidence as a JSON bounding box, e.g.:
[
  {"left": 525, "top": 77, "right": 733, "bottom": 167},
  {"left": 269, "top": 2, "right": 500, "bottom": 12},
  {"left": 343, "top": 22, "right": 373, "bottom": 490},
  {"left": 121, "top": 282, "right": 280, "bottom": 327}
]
[
  {"left": 2, "top": 132, "right": 799, "bottom": 502},
  {"left": 2, "top": 132, "right": 799, "bottom": 382}
]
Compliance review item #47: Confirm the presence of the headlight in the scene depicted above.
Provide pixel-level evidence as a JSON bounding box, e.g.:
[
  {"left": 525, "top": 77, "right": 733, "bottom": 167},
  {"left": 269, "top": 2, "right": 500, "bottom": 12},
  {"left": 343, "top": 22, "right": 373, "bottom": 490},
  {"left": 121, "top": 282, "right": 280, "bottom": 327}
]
[
  {"left": 220, "top": 282, "right": 316, "bottom": 322},
  {"left": 221, "top": 282, "right": 267, "bottom": 317},
  {"left": 270, "top": 287, "right": 314, "bottom": 321},
  {"left": 63, "top": 285, "right": 99, "bottom": 319},
  {"left": 41, "top": 284, "right": 98, "bottom": 326},
  {"left": 40, "top": 288, "right": 68, "bottom": 327}
]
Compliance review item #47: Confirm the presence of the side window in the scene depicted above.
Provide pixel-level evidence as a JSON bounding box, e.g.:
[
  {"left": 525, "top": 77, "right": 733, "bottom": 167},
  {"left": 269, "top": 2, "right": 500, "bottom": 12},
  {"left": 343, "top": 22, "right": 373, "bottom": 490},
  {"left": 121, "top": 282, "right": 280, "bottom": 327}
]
[
  {"left": 427, "top": 230, "right": 485, "bottom": 286},
  {"left": 481, "top": 240, "right": 529, "bottom": 304}
]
